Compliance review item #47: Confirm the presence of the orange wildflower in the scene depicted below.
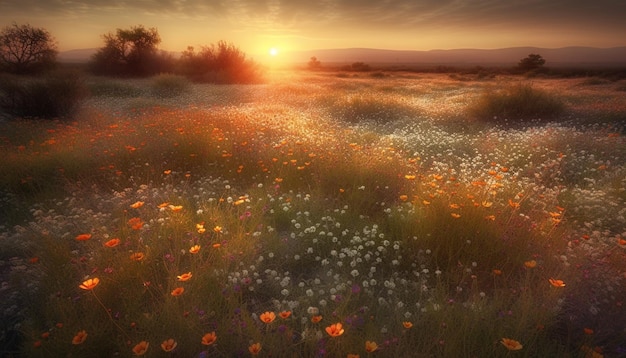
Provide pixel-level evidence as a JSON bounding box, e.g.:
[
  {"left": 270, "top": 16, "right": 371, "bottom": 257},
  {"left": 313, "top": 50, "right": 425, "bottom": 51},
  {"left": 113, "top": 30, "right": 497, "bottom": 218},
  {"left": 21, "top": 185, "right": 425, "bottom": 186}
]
[
  {"left": 75, "top": 233, "right": 92, "bottom": 241},
  {"left": 248, "top": 342, "right": 262, "bottom": 355},
  {"left": 72, "top": 330, "right": 87, "bottom": 345},
  {"left": 130, "top": 201, "right": 144, "bottom": 209},
  {"left": 103, "top": 238, "right": 121, "bottom": 248},
  {"left": 177, "top": 272, "right": 192, "bottom": 281},
  {"left": 128, "top": 217, "right": 144, "bottom": 230},
  {"left": 508, "top": 199, "right": 520, "bottom": 209},
  {"left": 365, "top": 340, "right": 378, "bottom": 353},
  {"left": 524, "top": 260, "right": 537, "bottom": 268},
  {"left": 549, "top": 278, "right": 565, "bottom": 287},
  {"left": 213, "top": 226, "right": 223, "bottom": 233},
  {"left": 259, "top": 311, "right": 276, "bottom": 324},
  {"left": 158, "top": 202, "right": 170, "bottom": 208},
  {"left": 399, "top": 195, "right": 408, "bottom": 201},
  {"left": 279, "top": 311, "right": 292, "bottom": 319},
  {"left": 451, "top": 213, "right": 461, "bottom": 218},
  {"left": 501, "top": 338, "right": 523, "bottom": 350},
  {"left": 161, "top": 338, "right": 177, "bottom": 352},
  {"left": 201, "top": 332, "right": 217, "bottom": 346},
  {"left": 325, "top": 323, "right": 345, "bottom": 337},
  {"left": 132, "top": 341, "right": 149, "bottom": 355},
  {"left": 130, "top": 252, "right": 145, "bottom": 261},
  {"left": 171, "top": 287, "right": 185, "bottom": 296},
  {"left": 79, "top": 278, "right": 99, "bottom": 290},
  {"left": 493, "top": 269, "right": 502, "bottom": 275},
  {"left": 311, "top": 315, "right": 323, "bottom": 323},
  {"left": 404, "top": 174, "right": 416, "bottom": 180},
  {"left": 189, "top": 245, "right": 201, "bottom": 254},
  {"left": 169, "top": 205, "right": 183, "bottom": 212},
  {"left": 196, "top": 223, "right": 206, "bottom": 234},
  {"left": 347, "top": 355, "right": 360, "bottom": 358},
  {"left": 584, "top": 328, "right": 594, "bottom": 335},
  {"left": 402, "top": 321, "right": 413, "bottom": 329}
]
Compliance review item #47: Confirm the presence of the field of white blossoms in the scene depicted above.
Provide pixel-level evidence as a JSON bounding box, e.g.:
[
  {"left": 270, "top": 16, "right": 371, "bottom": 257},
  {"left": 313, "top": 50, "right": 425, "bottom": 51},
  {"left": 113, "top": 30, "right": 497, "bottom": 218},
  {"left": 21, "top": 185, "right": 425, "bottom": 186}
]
[{"left": 1, "top": 70, "right": 625, "bottom": 357}]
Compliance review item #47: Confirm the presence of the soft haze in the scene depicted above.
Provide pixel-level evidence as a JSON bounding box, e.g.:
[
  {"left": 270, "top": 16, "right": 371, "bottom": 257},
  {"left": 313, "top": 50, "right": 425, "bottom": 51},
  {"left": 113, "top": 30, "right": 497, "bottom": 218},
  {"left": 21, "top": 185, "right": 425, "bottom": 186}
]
[{"left": 1, "top": 0, "right": 625, "bottom": 61}]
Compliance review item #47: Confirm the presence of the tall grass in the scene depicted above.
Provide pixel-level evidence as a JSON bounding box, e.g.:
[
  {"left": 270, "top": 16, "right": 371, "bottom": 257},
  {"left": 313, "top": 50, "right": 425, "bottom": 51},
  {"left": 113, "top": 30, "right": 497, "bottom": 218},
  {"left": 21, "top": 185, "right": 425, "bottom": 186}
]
[
  {"left": 1, "top": 73, "right": 624, "bottom": 357},
  {"left": 469, "top": 83, "right": 565, "bottom": 123}
]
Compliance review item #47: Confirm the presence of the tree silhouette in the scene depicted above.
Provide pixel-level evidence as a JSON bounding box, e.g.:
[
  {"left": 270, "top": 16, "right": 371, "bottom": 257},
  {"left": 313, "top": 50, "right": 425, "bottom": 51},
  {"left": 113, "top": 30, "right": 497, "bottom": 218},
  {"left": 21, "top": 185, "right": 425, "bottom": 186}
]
[
  {"left": 90, "top": 25, "right": 171, "bottom": 76},
  {"left": 0, "top": 23, "right": 57, "bottom": 74},
  {"left": 518, "top": 53, "right": 546, "bottom": 72},
  {"left": 308, "top": 56, "right": 321, "bottom": 70}
]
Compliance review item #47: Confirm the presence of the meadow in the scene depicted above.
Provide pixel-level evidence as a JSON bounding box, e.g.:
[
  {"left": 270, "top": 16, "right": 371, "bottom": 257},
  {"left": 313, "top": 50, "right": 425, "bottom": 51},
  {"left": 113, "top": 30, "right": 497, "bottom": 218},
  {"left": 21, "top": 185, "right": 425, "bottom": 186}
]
[{"left": 1, "top": 69, "right": 625, "bottom": 357}]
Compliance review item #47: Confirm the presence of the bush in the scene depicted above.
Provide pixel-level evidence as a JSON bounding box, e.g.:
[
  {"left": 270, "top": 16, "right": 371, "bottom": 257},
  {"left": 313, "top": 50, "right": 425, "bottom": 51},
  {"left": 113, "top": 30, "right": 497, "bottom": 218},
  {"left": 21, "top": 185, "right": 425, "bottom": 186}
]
[
  {"left": 468, "top": 83, "right": 565, "bottom": 122},
  {"left": 150, "top": 73, "right": 191, "bottom": 98},
  {"left": 0, "top": 70, "right": 87, "bottom": 119}
]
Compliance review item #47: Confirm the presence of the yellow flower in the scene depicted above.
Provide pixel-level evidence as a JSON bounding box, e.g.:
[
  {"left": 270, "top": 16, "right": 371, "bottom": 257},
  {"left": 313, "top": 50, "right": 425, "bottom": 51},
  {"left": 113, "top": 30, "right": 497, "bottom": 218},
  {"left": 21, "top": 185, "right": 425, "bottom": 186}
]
[
  {"left": 248, "top": 342, "right": 262, "bottom": 355},
  {"left": 75, "top": 233, "right": 92, "bottom": 241},
  {"left": 132, "top": 341, "right": 149, "bottom": 355},
  {"left": 189, "top": 245, "right": 201, "bottom": 254},
  {"left": 177, "top": 272, "right": 192, "bottom": 281},
  {"left": 79, "top": 278, "right": 99, "bottom": 290},
  {"left": 103, "top": 238, "right": 121, "bottom": 248},
  {"left": 451, "top": 213, "right": 461, "bottom": 218},
  {"left": 201, "top": 332, "right": 217, "bottom": 346},
  {"left": 402, "top": 321, "right": 413, "bottom": 329},
  {"left": 259, "top": 311, "right": 276, "bottom": 324},
  {"left": 549, "top": 278, "right": 565, "bottom": 287},
  {"left": 501, "top": 338, "right": 523, "bottom": 350},
  {"left": 365, "top": 340, "right": 378, "bottom": 353},
  {"left": 196, "top": 223, "right": 205, "bottom": 234},
  {"left": 160, "top": 338, "right": 177, "bottom": 352},
  {"left": 171, "top": 287, "right": 185, "bottom": 296},
  {"left": 72, "top": 330, "right": 87, "bottom": 345},
  {"left": 325, "top": 323, "right": 345, "bottom": 337},
  {"left": 169, "top": 205, "right": 183, "bottom": 212},
  {"left": 213, "top": 226, "right": 223, "bottom": 233}
]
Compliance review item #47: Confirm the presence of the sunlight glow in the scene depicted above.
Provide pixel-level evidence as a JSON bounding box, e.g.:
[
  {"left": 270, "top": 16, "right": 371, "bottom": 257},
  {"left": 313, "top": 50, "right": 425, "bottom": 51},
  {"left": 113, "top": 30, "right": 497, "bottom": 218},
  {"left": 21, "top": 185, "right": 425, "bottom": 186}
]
[{"left": 269, "top": 47, "right": 278, "bottom": 57}]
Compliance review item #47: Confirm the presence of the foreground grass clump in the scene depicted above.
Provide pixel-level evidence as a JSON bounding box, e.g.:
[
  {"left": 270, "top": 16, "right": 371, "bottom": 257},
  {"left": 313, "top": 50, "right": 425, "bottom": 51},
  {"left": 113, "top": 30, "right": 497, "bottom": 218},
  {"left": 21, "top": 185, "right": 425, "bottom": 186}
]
[
  {"left": 0, "top": 70, "right": 87, "bottom": 119},
  {"left": 150, "top": 73, "right": 191, "bottom": 98},
  {"left": 469, "top": 83, "right": 565, "bottom": 123},
  {"left": 1, "top": 73, "right": 625, "bottom": 357}
]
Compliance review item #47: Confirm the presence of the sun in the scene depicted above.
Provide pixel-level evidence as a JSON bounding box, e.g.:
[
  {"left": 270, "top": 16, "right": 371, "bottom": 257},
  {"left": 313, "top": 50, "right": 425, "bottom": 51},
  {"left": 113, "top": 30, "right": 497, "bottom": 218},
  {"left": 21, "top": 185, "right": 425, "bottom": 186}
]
[{"left": 269, "top": 47, "right": 279, "bottom": 57}]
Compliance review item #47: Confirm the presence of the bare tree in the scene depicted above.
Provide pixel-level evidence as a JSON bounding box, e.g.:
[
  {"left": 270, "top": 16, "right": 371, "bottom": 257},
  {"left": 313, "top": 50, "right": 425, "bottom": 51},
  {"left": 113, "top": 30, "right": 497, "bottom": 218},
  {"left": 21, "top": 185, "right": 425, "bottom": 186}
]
[{"left": 0, "top": 23, "right": 58, "bottom": 74}]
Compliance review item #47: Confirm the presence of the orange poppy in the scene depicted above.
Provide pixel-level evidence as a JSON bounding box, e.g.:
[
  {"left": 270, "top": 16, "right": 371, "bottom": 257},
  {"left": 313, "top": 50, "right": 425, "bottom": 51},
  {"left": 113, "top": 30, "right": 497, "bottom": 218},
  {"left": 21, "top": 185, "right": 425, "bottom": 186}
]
[
  {"left": 248, "top": 342, "right": 262, "bottom": 355},
  {"left": 130, "top": 201, "right": 144, "bottom": 209},
  {"left": 128, "top": 217, "right": 144, "bottom": 230},
  {"left": 169, "top": 205, "right": 183, "bottom": 212},
  {"left": 79, "top": 278, "right": 99, "bottom": 290},
  {"left": 501, "top": 338, "right": 523, "bottom": 350},
  {"left": 524, "top": 260, "right": 537, "bottom": 268},
  {"left": 177, "top": 272, "right": 192, "bottom": 281},
  {"left": 311, "top": 315, "right": 322, "bottom": 323},
  {"left": 103, "top": 238, "right": 120, "bottom": 248},
  {"left": 72, "top": 330, "right": 87, "bottom": 345},
  {"left": 189, "top": 245, "right": 201, "bottom": 254},
  {"left": 171, "top": 287, "right": 185, "bottom": 296},
  {"left": 325, "top": 323, "right": 345, "bottom": 337},
  {"left": 75, "top": 233, "right": 92, "bottom": 241},
  {"left": 130, "top": 252, "right": 145, "bottom": 261},
  {"left": 549, "top": 278, "right": 565, "bottom": 287},
  {"left": 259, "top": 311, "right": 276, "bottom": 324},
  {"left": 161, "top": 338, "right": 177, "bottom": 352},
  {"left": 365, "top": 341, "right": 378, "bottom": 353},
  {"left": 402, "top": 321, "right": 413, "bottom": 329},
  {"left": 201, "top": 332, "right": 217, "bottom": 346},
  {"left": 132, "top": 341, "right": 149, "bottom": 355},
  {"left": 213, "top": 226, "right": 223, "bottom": 233},
  {"left": 279, "top": 311, "right": 292, "bottom": 319}
]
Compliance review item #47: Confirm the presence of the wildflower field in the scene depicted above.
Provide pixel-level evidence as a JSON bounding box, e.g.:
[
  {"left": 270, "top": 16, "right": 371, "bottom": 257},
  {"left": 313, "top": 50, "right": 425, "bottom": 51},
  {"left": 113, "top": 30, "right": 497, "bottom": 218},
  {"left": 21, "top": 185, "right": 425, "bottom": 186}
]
[{"left": 1, "top": 70, "right": 625, "bottom": 357}]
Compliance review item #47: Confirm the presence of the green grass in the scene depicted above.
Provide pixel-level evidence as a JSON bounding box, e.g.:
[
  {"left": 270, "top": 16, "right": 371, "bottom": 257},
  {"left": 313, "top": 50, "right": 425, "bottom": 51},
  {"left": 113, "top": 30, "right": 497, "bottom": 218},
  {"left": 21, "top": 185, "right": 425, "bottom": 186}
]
[{"left": 1, "top": 72, "right": 624, "bottom": 357}]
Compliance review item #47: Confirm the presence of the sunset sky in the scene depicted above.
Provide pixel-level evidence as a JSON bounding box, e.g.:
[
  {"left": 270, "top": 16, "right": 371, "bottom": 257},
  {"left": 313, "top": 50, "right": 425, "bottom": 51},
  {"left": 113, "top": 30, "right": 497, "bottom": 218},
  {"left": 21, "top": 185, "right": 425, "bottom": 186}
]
[{"left": 1, "top": 0, "right": 625, "bottom": 61}]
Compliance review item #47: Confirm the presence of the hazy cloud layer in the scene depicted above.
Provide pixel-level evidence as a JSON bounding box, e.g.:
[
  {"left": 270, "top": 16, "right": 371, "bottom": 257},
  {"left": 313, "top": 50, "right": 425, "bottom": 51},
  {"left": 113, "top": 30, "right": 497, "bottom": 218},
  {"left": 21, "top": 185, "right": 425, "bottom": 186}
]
[{"left": 2, "top": 0, "right": 625, "bottom": 51}]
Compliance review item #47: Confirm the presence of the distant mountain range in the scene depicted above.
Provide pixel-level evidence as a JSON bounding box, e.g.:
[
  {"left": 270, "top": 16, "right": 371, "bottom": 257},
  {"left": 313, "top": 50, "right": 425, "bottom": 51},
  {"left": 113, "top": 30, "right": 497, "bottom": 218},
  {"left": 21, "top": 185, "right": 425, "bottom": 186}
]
[{"left": 59, "top": 46, "right": 626, "bottom": 67}]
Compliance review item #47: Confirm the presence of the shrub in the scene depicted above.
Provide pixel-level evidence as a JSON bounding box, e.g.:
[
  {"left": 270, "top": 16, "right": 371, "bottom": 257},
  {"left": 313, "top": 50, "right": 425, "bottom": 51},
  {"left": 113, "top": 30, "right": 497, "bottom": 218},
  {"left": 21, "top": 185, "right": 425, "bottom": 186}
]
[
  {"left": 468, "top": 83, "right": 565, "bottom": 122},
  {"left": 0, "top": 70, "right": 87, "bottom": 119},
  {"left": 150, "top": 73, "right": 191, "bottom": 98},
  {"left": 87, "top": 78, "right": 143, "bottom": 98}
]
